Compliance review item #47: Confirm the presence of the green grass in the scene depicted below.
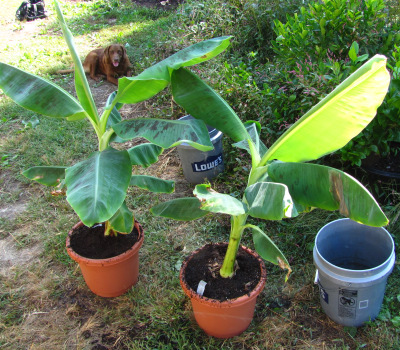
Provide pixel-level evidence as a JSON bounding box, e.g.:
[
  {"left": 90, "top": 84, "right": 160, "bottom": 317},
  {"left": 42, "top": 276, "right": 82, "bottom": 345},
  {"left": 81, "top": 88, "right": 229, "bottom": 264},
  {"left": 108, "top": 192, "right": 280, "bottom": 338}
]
[{"left": 0, "top": 0, "right": 400, "bottom": 349}]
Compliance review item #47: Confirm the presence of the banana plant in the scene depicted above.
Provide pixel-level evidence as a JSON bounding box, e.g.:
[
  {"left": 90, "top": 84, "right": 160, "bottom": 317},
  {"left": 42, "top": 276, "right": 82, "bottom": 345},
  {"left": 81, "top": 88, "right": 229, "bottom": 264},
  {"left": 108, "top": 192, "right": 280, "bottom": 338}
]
[
  {"left": 0, "top": 0, "right": 233, "bottom": 236},
  {"left": 151, "top": 55, "right": 391, "bottom": 279}
]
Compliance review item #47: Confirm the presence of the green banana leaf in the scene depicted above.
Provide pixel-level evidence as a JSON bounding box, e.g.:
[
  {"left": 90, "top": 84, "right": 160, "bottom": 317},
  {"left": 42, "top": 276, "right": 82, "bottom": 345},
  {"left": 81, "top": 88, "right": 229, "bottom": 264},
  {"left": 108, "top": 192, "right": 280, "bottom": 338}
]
[
  {"left": 137, "top": 36, "right": 232, "bottom": 80},
  {"left": 150, "top": 197, "right": 209, "bottom": 221},
  {"left": 108, "top": 201, "right": 134, "bottom": 234},
  {"left": 130, "top": 175, "right": 174, "bottom": 193},
  {"left": 248, "top": 164, "right": 272, "bottom": 185},
  {"left": 0, "top": 63, "right": 87, "bottom": 121},
  {"left": 194, "top": 184, "right": 247, "bottom": 216},
  {"left": 104, "top": 91, "right": 127, "bottom": 144},
  {"left": 115, "top": 36, "right": 232, "bottom": 104},
  {"left": 65, "top": 148, "right": 132, "bottom": 227},
  {"left": 114, "top": 79, "right": 170, "bottom": 105},
  {"left": 233, "top": 122, "right": 268, "bottom": 163},
  {"left": 128, "top": 143, "right": 164, "bottom": 167},
  {"left": 105, "top": 91, "right": 123, "bottom": 128},
  {"left": 268, "top": 161, "right": 388, "bottom": 226},
  {"left": 248, "top": 224, "right": 291, "bottom": 279},
  {"left": 113, "top": 118, "right": 213, "bottom": 151},
  {"left": 171, "top": 67, "right": 249, "bottom": 142},
  {"left": 54, "top": 0, "right": 98, "bottom": 123},
  {"left": 244, "top": 182, "right": 297, "bottom": 220},
  {"left": 22, "top": 166, "right": 67, "bottom": 186},
  {"left": 260, "top": 55, "right": 391, "bottom": 165}
]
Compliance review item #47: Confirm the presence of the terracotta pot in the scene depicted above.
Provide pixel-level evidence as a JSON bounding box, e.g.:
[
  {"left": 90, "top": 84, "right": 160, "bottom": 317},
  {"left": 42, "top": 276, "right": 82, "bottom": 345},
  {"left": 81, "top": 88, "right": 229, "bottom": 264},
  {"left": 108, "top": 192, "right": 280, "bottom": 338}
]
[
  {"left": 66, "top": 221, "right": 144, "bottom": 298},
  {"left": 180, "top": 244, "right": 267, "bottom": 338}
]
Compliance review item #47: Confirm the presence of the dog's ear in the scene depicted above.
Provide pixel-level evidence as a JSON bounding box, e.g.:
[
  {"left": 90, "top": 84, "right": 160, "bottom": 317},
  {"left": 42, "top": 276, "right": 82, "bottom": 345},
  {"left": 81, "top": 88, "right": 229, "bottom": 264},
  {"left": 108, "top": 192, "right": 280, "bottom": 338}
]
[
  {"left": 120, "top": 45, "right": 127, "bottom": 58},
  {"left": 105, "top": 45, "right": 112, "bottom": 59}
]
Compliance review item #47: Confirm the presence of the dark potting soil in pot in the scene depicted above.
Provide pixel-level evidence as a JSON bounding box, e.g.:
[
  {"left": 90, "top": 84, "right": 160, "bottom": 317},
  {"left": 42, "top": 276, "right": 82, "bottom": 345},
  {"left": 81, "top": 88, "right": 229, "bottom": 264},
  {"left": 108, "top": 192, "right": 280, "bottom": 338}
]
[
  {"left": 183, "top": 244, "right": 262, "bottom": 301},
  {"left": 69, "top": 224, "right": 139, "bottom": 259}
]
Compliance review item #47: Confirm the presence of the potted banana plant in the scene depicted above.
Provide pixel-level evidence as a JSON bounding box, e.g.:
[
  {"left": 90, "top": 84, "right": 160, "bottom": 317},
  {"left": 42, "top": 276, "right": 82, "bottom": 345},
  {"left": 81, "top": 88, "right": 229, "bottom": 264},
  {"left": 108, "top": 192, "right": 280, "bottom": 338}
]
[
  {"left": 0, "top": 0, "right": 232, "bottom": 297},
  {"left": 151, "top": 55, "right": 391, "bottom": 337}
]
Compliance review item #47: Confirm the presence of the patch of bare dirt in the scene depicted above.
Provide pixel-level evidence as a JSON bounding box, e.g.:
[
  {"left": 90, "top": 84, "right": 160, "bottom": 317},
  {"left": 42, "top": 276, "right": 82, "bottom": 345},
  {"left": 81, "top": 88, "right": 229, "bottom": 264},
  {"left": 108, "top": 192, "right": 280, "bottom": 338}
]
[
  {"left": 0, "top": 235, "right": 42, "bottom": 274},
  {"left": 0, "top": 171, "right": 30, "bottom": 220},
  {"left": 0, "top": 13, "right": 50, "bottom": 56},
  {"left": 0, "top": 202, "right": 27, "bottom": 220}
]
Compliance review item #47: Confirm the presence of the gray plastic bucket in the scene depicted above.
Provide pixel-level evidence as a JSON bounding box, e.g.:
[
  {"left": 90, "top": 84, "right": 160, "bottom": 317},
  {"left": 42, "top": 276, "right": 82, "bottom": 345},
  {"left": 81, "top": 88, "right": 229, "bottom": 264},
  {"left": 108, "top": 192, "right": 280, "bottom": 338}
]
[
  {"left": 177, "top": 115, "right": 224, "bottom": 184},
  {"left": 313, "top": 218, "right": 395, "bottom": 327}
]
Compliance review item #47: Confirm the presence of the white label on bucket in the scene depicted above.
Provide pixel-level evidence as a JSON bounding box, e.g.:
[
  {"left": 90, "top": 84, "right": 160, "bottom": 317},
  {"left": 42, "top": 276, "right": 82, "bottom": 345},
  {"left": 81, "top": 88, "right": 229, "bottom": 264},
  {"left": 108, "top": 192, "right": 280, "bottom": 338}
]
[
  {"left": 359, "top": 300, "right": 369, "bottom": 309},
  {"left": 192, "top": 155, "right": 223, "bottom": 172},
  {"left": 338, "top": 289, "right": 357, "bottom": 319}
]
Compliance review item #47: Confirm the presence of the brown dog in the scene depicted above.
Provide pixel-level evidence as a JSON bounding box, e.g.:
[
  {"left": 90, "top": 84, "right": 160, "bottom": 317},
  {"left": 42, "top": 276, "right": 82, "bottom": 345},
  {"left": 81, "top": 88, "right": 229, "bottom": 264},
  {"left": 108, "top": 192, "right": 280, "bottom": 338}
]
[{"left": 57, "top": 44, "right": 132, "bottom": 85}]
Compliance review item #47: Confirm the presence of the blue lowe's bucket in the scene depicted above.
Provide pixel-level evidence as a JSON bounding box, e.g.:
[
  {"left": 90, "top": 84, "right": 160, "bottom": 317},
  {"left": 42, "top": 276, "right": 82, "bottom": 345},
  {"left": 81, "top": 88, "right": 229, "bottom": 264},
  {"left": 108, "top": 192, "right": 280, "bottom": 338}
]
[
  {"left": 313, "top": 218, "right": 395, "bottom": 327},
  {"left": 177, "top": 115, "right": 224, "bottom": 184}
]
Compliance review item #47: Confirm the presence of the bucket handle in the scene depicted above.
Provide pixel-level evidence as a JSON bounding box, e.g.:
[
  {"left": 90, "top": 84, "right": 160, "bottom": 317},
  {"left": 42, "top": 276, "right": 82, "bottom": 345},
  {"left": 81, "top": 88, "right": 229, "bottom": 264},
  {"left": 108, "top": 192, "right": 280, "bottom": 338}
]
[
  {"left": 314, "top": 269, "right": 342, "bottom": 292},
  {"left": 314, "top": 270, "right": 319, "bottom": 285},
  {"left": 314, "top": 270, "right": 328, "bottom": 290}
]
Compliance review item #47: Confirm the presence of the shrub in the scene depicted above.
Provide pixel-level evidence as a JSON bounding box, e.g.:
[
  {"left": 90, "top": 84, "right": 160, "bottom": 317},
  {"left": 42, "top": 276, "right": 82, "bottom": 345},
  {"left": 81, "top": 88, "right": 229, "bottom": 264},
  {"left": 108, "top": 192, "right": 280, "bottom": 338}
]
[
  {"left": 226, "top": 0, "right": 311, "bottom": 62},
  {"left": 264, "top": 0, "right": 400, "bottom": 165},
  {"left": 272, "top": 0, "right": 391, "bottom": 63},
  {"left": 218, "top": 54, "right": 265, "bottom": 123},
  {"left": 165, "top": 0, "right": 311, "bottom": 62},
  {"left": 165, "top": 0, "right": 400, "bottom": 167}
]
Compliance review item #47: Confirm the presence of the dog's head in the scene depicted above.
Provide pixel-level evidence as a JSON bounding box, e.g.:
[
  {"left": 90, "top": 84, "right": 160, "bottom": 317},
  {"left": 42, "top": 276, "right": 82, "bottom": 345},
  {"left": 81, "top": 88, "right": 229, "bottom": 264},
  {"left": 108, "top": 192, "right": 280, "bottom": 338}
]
[{"left": 105, "top": 44, "right": 127, "bottom": 68}]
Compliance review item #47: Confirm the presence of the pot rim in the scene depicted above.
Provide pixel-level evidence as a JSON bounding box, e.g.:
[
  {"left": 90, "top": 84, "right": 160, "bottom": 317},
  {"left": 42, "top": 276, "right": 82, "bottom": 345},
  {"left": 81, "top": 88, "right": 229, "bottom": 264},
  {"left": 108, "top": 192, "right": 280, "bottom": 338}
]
[
  {"left": 180, "top": 243, "right": 267, "bottom": 307},
  {"left": 66, "top": 220, "right": 144, "bottom": 267}
]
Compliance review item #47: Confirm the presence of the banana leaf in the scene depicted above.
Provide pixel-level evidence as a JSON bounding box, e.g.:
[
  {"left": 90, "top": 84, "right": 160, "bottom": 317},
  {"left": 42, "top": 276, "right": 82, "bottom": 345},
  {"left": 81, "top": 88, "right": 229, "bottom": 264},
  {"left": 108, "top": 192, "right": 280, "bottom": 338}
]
[
  {"left": 22, "top": 166, "right": 67, "bottom": 186},
  {"left": 249, "top": 224, "right": 291, "bottom": 279},
  {"left": 171, "top": 67, "right": 249, "bottom": 142},
  {"left": 150, "top": 197, "right": 209, "bottom": 221},
  {"left": 260, "top": 55, "right": 391, "bottom": 165},
  {"left": 65, "top": 148, "right": 131, "bottom": 227},
  {"left": 108, "top": 201, "right": 134, "bottom": 234},
  {"left": 245, "top": 182, "right": 296, "bottom": 220},
  {"left": 130, "top": 175, "right": 174, "bottom": 193},
  {"left": 268, "top": 161, "right": 388, "bottom": 226},
  {"left": 233, "top": 122, "right": 268, "bottom": 164},
  {"left": 115, "top": 36, "right": 232, "bottom": 104},
  {"left": 113, "top": 118, "right": 213, "bottom": 151},
  {"left": 0, "top": 63, "right": 87, "bottom": 121},
  {"left": 54, "top": 0, "right": 98, "bottom": 123},
  {"left": 194, "top": 184, "right": 247, "bottom": 216},
  {"left": 127, "top": 143, "right": 164, "bottom": 167}
]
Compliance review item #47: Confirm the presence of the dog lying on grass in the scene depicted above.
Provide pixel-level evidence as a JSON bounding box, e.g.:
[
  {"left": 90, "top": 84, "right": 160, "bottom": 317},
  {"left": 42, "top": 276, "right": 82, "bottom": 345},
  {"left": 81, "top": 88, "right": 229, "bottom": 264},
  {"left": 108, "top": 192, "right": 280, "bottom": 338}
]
[{"left": 57, "top": 44, "right": 132, "bottom": 85}]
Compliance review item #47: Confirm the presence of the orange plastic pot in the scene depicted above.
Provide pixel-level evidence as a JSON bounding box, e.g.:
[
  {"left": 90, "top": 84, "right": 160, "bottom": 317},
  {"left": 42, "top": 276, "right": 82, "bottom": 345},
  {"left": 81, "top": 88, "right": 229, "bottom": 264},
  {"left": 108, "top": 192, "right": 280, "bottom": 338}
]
[
  {"left": 180, "top": 244, "right": 267, "bottom": 338},
  {"left": 66, "top": 221, "right": 144, "bottom": 298}
]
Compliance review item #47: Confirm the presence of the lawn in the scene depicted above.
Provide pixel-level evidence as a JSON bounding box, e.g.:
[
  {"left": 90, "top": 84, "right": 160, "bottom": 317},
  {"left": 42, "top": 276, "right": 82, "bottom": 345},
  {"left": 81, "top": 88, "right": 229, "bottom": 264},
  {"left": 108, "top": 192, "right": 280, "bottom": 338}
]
[{"left": 0, "top": 0, "right": 399, "bottom": 349}]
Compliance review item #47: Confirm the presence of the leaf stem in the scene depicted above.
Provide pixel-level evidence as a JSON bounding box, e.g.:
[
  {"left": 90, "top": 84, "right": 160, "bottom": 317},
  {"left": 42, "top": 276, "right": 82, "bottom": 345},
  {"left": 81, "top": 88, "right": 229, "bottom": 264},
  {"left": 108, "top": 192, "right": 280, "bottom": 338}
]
[
  {"left": 99, "top": 104, "right": 114, "bottom": 135},
  {"left": 99, "top": 128, "right": 114, "bottom": 152},
  {"left": 220, "top": 214, "right": 248, "bottom": 278},
  {"left": 219, "top": 145, "right": 262, "bottom": 278},
  {"left": 104, "top": 220, "right": 116, "bottom": 236}
]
